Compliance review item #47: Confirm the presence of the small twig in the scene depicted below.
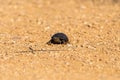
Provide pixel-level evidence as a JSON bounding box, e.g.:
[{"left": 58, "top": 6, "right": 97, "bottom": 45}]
[
  {"left": 15, "top": 48, "right": 69, "bottom": 54},
  {"left": 29, "top": 47, "right": 35, "bottom": 54}
]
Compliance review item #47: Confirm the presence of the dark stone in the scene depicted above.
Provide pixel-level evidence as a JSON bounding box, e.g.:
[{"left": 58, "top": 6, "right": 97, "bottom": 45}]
[{"left": 47, "top": 33, "right": 69, "bottom": 44}]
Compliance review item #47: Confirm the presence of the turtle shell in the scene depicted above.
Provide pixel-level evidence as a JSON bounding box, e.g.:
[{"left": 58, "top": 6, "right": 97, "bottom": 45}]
[{"left": 47, "top": 33, "right": 69, "bottom": 44}]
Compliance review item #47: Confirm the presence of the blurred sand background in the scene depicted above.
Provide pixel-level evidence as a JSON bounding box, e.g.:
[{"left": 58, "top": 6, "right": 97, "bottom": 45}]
[{"left": 0, "top": 0, "right": 120, "bottom": 80}]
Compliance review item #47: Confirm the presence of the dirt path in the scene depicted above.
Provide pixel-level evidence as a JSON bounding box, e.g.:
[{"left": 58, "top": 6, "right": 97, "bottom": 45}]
[{"left": 0, "top": 0, "right": 120, "bottom": 80}]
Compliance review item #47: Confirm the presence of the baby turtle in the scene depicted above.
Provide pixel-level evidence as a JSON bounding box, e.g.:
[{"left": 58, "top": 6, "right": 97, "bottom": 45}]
[{"left": 47, "top": 33, "right": 69, "bottom": 44}]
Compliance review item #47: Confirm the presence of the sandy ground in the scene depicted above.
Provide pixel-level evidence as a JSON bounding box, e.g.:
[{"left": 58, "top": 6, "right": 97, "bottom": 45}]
[{"left": 0, "top": 0, "right": 120, "bottom": 80}]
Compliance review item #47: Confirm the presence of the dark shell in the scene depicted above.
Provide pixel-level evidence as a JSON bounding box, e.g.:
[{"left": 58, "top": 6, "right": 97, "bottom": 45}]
[{"left": 47, "top": 33, "right": 69, "bottom": 44}]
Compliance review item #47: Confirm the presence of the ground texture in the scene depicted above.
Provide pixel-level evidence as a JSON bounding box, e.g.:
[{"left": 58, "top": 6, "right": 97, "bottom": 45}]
[{"left": 0, "top": 0, "right": 120, "bottom": 80}]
